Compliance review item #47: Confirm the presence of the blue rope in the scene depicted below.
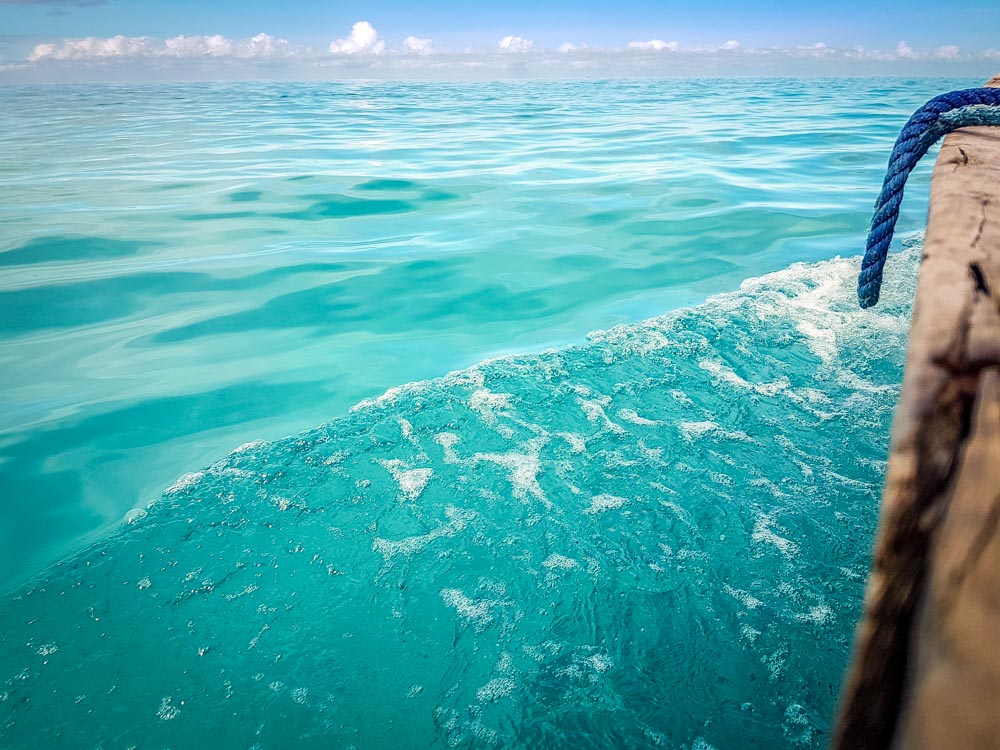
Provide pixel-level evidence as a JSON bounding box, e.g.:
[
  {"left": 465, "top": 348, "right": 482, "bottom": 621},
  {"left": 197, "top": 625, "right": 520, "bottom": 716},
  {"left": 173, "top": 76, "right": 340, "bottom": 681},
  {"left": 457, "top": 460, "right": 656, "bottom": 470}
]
[{"left": 858, "top": 87, "right": 1000, "bottom": 308}]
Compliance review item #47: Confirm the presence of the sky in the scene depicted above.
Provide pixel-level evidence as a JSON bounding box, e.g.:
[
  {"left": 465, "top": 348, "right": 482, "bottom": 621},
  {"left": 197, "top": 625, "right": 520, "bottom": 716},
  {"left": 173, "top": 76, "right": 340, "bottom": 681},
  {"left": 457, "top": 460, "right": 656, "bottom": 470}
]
[{"left": 1, "top": 0, "right": 999, "bottom": 81}]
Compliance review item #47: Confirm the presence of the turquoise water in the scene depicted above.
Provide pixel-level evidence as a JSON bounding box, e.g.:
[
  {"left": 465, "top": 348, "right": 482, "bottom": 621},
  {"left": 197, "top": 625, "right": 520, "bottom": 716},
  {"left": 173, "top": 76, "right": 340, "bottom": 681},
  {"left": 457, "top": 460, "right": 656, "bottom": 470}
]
[{"left": 0, "top": 78, "right": 971, "bottom": 747}]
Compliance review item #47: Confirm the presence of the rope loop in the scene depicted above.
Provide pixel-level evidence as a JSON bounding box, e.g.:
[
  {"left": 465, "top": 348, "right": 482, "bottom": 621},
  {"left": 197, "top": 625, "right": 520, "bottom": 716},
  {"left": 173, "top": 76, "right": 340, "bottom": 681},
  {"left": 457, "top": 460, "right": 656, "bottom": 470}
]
[{"left": 858, "top": 87, "right": 1000, "bottom": 308}]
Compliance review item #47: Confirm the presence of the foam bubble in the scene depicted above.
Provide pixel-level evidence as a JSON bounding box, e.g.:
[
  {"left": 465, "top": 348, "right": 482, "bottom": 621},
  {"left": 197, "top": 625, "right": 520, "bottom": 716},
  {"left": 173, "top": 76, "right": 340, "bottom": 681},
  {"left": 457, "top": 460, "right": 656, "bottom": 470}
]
[
  {"left": 476, "top": 677, "right": 516, "bottom": 702},
  {"left": 469, "top": 388, "right": 512, "bottom": 425},
  {"left": 123, "top": 508, "right": 147, "bottom": 524},
  {"left": 373, "top": 506, "right": 476, "bottom": 559},
  {"left": 474, "top": 438, "right": 548, "bottom": 506},
  {"left": 378, "top": 459, "right": 433, "bottom": 501},
  {"left": 583, "top": 493, "right": 628, "bottom": 514},
  {"left": 164, "top": 472, "right": 204, "bottom": 494},
  {"left": 752, "top": 514, "right": 800, "bottom": 557},
  {"left": 234, "top": 440, "right": 266, "bottom": 454},
  {"left": 585, "top": 653, "right": 613, "bottom": 673},
  {"left": 541, "top": 553, "right": 579, "bottom": 570},
  {"left": 678, "top": 420, "right": 753, "bottom": 443},
  {"left": 698, "top": 359, "right": 790, "bottom": 397},
  {"left": 618, "top": 408, "right": 660, "bottom": 426},
  {"left": 156, "top": 697, "right": 180, "bottom": 721},
  {"left": 440, "top": 588, "right": 493, "bottom": 627},
  {"left": 576, "top": 393, "right": 626, "bottom": 434},
  {"left": 724, "top": 584, "right": 763, "bottom": 610},
  {"left": 556, "top": 432, "right": 587, "bottom": 453},
  {"left": 796, "top": 604, "right": 833, "bottom": 625},
  {"left": 433, "top": 432, "right": 461, "bottom": 463}
]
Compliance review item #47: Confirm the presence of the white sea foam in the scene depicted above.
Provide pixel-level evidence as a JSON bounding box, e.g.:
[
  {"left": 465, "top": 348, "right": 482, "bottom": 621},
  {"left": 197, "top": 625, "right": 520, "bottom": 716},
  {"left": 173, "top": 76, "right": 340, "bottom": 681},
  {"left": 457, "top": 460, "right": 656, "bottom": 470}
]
[
  {"left": 164, "top": 472, "right": 204, "bottom": 494},
  {"left": 724, "top": 584, "right": 763, "bottom": 610},
  {"left": 796, "top": 604, "right": 833, "bottom": 625},
  {"left": 234, "top": 440, "right": 266, "bottom": 454},
  {"left": 618, "top": 408, "right": 660, "bottom": 426},
  {"left": 678, "top": 420, "right": 754, "bottom": 443},
  {"left": 586, "top": 653, "right": 614, "bottom": 673},
  {"left": 576, "top": 393, "right": 626, "bottom": 434},
  {"left": 542, "top": 553, "right": 579, "bottom": 570},
  {"left": 583, "top": 493, "right": 628, "bottom": 514},
  {"left": 373, "top": 506, "right": 476, "bottom": 559},
  {"left": 378, "top": 459, "right": 433, "bottom": 501},
  {"left": 440, "top": 588, "right": 493, "bottom": 627},
  {"left": 476, "top": 677, "right": 516, "bottom": 702},
  {"left": 469, "top": 387, "right": 512, "bottom": 425},
  {"left": 556, "top": 432, "right": 587, "bottom": 453},
  {"left": 433, "top": 431, "right": 461, "bottom": 463},
  {"left": 698, "top": 359, "right": 790, "bottom": 396},
  {"left": 752, "top": 514, "right": 800, "bottom": 557},
  {"left": 474, "top": 437, "right": 549, "bottom": 506},
  {"left": 156, "top": 697, "right": 180, "bottom": 721}
]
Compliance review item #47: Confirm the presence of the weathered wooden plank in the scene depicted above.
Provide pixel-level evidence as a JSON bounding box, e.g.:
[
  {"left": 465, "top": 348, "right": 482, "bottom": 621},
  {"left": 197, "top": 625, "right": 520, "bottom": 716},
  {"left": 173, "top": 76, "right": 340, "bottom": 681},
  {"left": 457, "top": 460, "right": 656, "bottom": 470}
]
[{"left": 833, "top": 74, "right": 1000, "bottom": 750}]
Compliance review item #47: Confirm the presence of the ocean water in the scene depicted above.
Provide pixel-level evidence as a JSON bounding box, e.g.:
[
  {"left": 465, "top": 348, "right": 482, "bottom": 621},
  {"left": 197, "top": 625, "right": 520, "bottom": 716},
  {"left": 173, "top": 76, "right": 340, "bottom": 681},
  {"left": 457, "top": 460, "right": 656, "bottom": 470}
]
[{"left": 0, "top": 78, "right": 973, "bottom": 748}]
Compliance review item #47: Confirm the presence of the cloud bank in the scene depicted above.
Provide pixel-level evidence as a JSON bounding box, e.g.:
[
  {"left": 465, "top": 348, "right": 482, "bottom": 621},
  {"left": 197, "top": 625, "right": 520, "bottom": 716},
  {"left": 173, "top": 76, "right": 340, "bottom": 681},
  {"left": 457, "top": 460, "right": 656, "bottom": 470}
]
[
  {"left": 7, "top": 20, "right": 997, "bottom": 81},
  {"left": 27, "top": 32, "right": 299, "bottom": 61},
  {"left": 628, "top": 40, "right": 680, "bottom": 52}
]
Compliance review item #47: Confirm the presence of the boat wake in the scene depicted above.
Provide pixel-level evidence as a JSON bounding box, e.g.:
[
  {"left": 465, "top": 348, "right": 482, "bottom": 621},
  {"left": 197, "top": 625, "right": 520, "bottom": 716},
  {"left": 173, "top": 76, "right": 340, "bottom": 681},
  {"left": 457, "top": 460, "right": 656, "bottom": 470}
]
[{"left": 0, "top": 241, "right": 920, "bottom": 749}]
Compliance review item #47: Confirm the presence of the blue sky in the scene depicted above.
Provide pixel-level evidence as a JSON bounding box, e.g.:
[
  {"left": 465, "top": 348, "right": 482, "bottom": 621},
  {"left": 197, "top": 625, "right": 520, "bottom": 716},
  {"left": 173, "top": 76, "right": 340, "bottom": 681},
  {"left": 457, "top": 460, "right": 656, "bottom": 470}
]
[{"left": 1, "top": 0, "right": 998, "bottom": 79}]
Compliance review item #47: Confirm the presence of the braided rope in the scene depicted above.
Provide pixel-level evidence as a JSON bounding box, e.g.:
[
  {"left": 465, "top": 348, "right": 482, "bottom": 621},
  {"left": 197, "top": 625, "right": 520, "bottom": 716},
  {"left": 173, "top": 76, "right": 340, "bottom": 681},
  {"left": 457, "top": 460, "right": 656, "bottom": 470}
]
[{"left": 857, "top": 87, "right": 1000, "bottom": 308}]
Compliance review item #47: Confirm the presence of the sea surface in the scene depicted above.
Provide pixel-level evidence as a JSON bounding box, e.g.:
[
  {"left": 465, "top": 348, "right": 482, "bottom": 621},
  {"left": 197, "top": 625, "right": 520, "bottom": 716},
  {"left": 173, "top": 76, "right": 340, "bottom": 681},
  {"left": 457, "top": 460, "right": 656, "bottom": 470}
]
[{"left": 0, "top": 78, "right": 976, "bottom": 748}]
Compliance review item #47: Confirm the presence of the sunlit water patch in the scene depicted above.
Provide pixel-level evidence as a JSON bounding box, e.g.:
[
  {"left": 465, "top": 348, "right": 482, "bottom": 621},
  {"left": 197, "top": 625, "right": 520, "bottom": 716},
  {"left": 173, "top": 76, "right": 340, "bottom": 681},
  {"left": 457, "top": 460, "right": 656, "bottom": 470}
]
[{"left": 0, "top": 243, "right": 917, "bottom": 748}]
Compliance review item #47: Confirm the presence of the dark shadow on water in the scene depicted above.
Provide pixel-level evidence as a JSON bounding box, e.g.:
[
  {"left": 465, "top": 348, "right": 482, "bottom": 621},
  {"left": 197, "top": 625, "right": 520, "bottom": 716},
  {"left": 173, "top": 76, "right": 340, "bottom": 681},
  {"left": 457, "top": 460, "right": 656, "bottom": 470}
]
[
  {"left": 148, "top": 254, "right": 738, "bottom": 345},
  {"left": 0, "top": 261, "right": 363, "bottom": 334},
  {"left": 0, "top": 377, "right": 332, "bottom": 593},
  {"left": 0, "top": 236, "right": 162, "bottom": 267},
  {"left": 175, "top": 210, "right": 260, "bottom": 221},
  {"left": 273, "top": 195, "right": 415, "bottom": 221},
  {"left": 228, "top": 190, "right": 264, "bottom": 203},
  {"left": 173, "top": 183, "right": 462, "bottom": 222},
  {"left": 353, "top": 178, "right": 419, "bottom": 191}
]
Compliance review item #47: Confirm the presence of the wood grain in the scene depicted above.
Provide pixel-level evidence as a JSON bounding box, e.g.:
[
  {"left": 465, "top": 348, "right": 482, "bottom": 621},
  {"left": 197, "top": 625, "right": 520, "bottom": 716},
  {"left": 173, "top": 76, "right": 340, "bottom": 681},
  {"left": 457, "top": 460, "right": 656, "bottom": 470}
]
[{"left": 833, "top": 73, "right": 1000, "bottom": 750}]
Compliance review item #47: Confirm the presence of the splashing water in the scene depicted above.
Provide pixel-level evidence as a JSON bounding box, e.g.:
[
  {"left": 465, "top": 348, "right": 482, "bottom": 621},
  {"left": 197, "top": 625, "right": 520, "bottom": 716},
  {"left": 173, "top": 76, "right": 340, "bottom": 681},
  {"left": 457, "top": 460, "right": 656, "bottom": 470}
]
[{"left": 0, "top": 239, "right": 918, "bottom": 748}]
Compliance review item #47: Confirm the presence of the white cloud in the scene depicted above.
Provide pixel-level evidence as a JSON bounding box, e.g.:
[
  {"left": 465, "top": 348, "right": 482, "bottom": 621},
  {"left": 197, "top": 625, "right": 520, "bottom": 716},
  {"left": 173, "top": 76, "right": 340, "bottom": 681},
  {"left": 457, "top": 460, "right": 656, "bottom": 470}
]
[
  {"left": 28, "top": 35, "right": 157, "bottom": 60},
  {"left": 932, "top": 44, "right": 960, "bottom": 60},
  {"left": 796, "top": 42, "right": 832, "bottom": 57},
  {"left": 627, "top": 39, "right": 679, "bottom": 52},
  {"left": 498, "top": 35, "right": 533, "bottom": 54},
  {"left": 162, "top": 34, "right": 233, "bottom": 58},
  {"left": 329, "top": 21, "right": 385, "bottom": 55},
  {"left": 237, "top": 33, "right": 294, "bottom": 59},
  {"left": 843, "top": 44, "right": 894, "bottom": 61},
  {"left": 26, "top": 32, "right": 297, "bottom": 61},
  {"left": 17, "top": 32, "right": 1000, "bottom": 78},
  {"left": 403, "top": 36, "right": 433, "bottom": 54}
]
